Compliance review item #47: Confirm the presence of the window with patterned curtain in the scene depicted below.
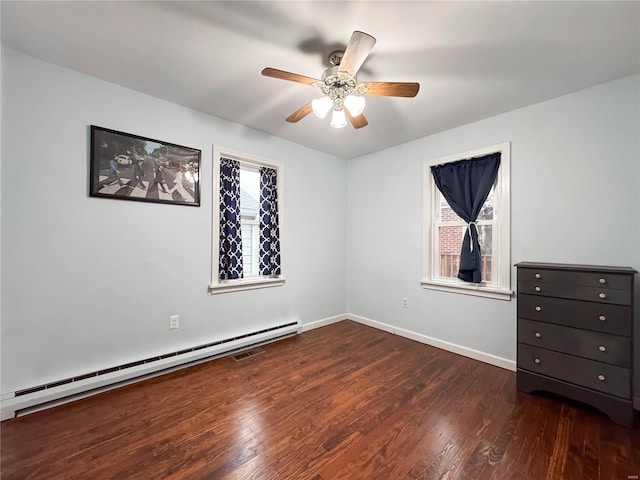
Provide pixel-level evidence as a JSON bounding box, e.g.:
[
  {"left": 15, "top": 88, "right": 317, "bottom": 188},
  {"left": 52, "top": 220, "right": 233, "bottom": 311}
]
[{"left": 211, "top": 147, "right": 285, "bottom": 294}]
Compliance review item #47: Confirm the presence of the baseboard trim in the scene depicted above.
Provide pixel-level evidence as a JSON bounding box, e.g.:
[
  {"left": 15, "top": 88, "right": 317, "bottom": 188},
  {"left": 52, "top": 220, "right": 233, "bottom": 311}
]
[
  {"left": 347, "top": 313, "right": 517, "bottom": 372},
  {"left": 301, "top": 314, "right": 348, "bottom": 332},
  {"left": 9, "top": 311, "right": 631, "bottom": 420},
  {"left": 3, "top": 315, "right": 349, "bottom": 421},
  {"left": 1, "top": 322, "right": 300, "bottom": 421}
]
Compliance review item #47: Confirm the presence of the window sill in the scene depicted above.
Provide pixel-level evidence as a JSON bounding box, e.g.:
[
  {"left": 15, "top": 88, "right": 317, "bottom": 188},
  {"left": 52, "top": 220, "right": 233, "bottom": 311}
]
[
  {"left": 209, "top": 276, "right": 286, "bottom": 294},
  {"left": 420, "top": 278, "right": 513, "bottom": 301}
]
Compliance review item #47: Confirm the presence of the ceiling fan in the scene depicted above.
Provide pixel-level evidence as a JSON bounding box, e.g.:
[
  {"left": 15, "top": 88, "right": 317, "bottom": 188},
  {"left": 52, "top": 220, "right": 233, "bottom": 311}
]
[{"left": 261, "top": 31, "right": 420, "bottom": 129}]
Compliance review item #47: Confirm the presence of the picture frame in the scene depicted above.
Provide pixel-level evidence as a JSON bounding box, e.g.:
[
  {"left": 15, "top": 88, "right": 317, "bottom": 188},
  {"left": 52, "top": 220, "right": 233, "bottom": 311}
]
[{"left": 89, "top": 125, "right": 201, "bottom": 207}]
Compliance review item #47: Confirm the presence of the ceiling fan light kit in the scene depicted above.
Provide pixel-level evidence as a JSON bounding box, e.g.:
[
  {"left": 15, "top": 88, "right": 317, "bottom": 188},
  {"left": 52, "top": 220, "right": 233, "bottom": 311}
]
[
  {"left": 330, "top": 109, "right": 348, "bottom": 128},
  {"left": 343, "top": 94, "right": 366, "bottom": 117},
  {"left": 311, "top": 61, "right": 368, "bottom": 127},
  {"left": 262, "top": 31, "right": 420, "bottom": 130},
  {"left": 311, "top": 96, "right": 332, "bottom": 118}
]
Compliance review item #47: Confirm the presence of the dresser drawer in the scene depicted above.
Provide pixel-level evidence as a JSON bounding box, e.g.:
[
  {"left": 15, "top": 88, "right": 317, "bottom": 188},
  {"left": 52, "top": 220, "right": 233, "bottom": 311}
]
[
  {"left": 517, "top": 279, "right": 631, "bottom": 305},
  {"left": 517, "top": 294, "right": 631, "bottom": 335},
  {"left": 518, "top": 319, "right": 630, "bottom": 367},
  {"left": 517, "top": 344, "right": 630, "bottom": 399},
  {"left": 517, "top": 267, "right": 632, "bottom": 290}
]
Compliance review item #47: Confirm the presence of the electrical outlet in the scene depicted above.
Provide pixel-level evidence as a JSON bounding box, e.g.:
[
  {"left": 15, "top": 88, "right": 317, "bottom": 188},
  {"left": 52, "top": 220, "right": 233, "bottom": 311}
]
[
  {"left": 402, "top": 298, "right": 408, "bottom": 308},
  {"left": 169, "top": 315, "right": 179, "bottom": 330}
]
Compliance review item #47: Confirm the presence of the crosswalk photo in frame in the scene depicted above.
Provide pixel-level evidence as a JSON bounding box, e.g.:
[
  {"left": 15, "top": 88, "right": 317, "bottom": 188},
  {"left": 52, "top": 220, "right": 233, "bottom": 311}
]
[{"left": 89, "top": 125, "right": 201, "bottom": 207}]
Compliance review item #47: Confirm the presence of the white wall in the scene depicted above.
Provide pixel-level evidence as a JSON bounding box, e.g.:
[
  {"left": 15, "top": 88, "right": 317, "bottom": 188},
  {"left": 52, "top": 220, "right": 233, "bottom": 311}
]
[
  {"left": 2, "top": 46, "right": 639, "bottom": 403},
  {"left": 0, "top": 48, "right": 347, "bottom": 394},
  {"left": 347, "top": 74, "right": 640, "bottom": 395}
]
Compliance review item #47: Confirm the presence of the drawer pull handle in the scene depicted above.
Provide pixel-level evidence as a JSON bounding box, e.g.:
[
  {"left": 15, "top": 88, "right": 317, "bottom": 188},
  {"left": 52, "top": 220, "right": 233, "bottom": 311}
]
[
  {"left": 535, "top": 273, "right": 541, "bottom": 279},
  {"left": 534, "top": 286, "right": 541, "bottom": 292},
  {"left": 598, "top": 292, "right": 606, "bottom": 299},
  {"left": 534, "top": 332, "right": 541, "bottom": 338},
  {"left": 598, "top": 345, "right": 606, "bottom": 352},
  {"left": 535, "top": 306, "right": 542, "bottom": 312},
  {"left": 598, "top": 315, "right": 606, "bottom": 321},
  {"left": 598, "top": 374, "right": 605, "bottom": 381},
  {"left": 534, "top": 358, "right": 541, "bottom": 364},
  {"left": 599, "top": 278, "right": 606, "bottom": 284}
]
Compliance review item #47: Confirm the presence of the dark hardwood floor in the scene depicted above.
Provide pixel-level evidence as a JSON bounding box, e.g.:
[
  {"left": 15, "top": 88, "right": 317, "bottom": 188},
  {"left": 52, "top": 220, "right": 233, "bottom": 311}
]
[{"left": 1, "top": 320, "right": 639, "bottom": 479}]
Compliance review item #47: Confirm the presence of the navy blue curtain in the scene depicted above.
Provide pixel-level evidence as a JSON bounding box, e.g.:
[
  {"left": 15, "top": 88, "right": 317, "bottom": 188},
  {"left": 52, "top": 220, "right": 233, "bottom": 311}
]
[
  {"left": 431, "top": 153, "right": 500, "bottom": 283},
  {"left": 259, "top": 167, "right": 281, "bottom": 276},
  {"left": 219, "top": 157, "right": 243, "bottom": 280}
]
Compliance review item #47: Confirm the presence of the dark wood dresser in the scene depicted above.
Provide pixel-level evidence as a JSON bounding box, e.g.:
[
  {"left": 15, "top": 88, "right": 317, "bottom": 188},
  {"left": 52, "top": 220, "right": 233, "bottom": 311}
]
[{"left": 515, "top": 262, "right": 637, "bottom": 427}]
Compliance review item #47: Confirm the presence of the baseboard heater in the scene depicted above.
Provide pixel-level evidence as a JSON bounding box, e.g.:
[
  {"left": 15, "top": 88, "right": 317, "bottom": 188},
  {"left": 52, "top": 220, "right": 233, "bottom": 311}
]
[{"left": 1, "top": 321, "right": 299, "bottom": 421}]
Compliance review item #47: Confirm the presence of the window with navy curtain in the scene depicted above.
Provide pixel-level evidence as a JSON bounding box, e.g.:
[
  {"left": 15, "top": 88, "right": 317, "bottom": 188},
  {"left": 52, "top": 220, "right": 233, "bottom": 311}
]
[
  {"left": 431, "top": 153, "right": 501, "bottom": 283},
  {"left": 219, "top": 157, "right": 243, "bottom": 280},
  {"left": 258, "top": 166, "right": 281, "bottom": 276}
]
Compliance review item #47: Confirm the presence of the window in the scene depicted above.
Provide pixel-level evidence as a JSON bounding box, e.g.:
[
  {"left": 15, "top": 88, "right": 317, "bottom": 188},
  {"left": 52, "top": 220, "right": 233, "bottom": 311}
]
[
  {"left": 240, "top": 168, "right": 260, "bottom": 276},
  {"left": 422, "top": 142, "right": 511, "bottom": 300},
  {"left": 210, "top": 146, "right": 284, "bottom": 294}
]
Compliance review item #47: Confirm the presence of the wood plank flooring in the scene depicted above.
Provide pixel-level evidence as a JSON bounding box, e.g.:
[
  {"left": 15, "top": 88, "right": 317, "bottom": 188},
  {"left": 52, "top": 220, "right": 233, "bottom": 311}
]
[{"left": 1, "top": 320, "right": 639, "bottom": 479}]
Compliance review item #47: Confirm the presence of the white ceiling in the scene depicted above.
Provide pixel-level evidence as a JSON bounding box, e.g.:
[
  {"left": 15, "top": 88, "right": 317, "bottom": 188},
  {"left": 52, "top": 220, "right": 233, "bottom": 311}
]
[{"left": 2, "top": 1, "right": 639, "bottom": 159}]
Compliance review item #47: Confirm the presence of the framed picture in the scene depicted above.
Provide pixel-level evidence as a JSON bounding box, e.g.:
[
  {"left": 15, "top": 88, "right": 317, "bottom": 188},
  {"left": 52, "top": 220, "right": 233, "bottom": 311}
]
[{"left": 89, "top": 125, "right": 201, "bottom": 207}]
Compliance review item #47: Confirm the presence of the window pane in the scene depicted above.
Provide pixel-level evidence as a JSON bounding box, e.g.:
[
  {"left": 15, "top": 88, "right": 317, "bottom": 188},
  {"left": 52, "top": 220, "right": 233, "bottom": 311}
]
[
  {"left": 439, "top": 224, "right": 493, "bottom": 282},
  {"left": 439, "top": 225, "right": 464, "bottom": 278},
  {"left": 241, "top": 224, "right": 254, "bottom": 275},
  {"left": 478, "top": 224, "right": 492, "bottom": 281},
  {"left": 477, "top": 224, "right": 492, "bottom": 254},
  {"left": 477, "top": 187, "right": 494, "bottom": 221},
  {"left": 240, "top": 169, "right": 259, "bottom": 220},
  {"left": 440, "top": 194, "right": 463, "bottom": 222},
  {"left": 240, "top": 168, "right": 260, "bottom": 276}
]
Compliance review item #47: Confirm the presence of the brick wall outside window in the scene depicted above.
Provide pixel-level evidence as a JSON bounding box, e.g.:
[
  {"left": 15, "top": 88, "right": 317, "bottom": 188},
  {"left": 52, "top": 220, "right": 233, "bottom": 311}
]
[{"left": 440, "top": 207, "right": 463, "bottom": 254}]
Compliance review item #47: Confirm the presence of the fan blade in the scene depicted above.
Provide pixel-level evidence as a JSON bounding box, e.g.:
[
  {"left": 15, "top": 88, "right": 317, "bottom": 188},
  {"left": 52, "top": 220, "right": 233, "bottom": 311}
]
[
  {"left": 262, "top": 68, "right": 318, "bottom": 86},
  {"left": 339, "top": 31, "right": 376, "bottom": 76},
  {"left": 365, "top": 82, "right": 420, "bottom": 97},
  {"left": 286, "top": 102, "right": 313, "bottom": 123},
  {"left": 345, "top": 110, "right": 368, "bottom": 129}
]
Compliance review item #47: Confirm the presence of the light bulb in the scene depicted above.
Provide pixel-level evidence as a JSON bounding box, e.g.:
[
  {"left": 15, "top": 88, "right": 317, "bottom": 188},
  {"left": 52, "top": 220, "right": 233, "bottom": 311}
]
[
  {"left": 312, "top": 97, "right": 332, "bottom": 118},
  {"left": 344, "top": 95, "right": 366, "bottom": 116},
  {"left": 330, "top": 109, "right": 348, "bottom": 128}
]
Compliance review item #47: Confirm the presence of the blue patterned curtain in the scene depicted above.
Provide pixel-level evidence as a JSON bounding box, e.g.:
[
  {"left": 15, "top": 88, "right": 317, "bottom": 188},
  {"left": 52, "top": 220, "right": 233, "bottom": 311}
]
[
  {"left": 219, "top": 157, "right": 243, "bottom": 280},
  {"left": 259, "top": 167, "right": 281, "bottom": 276},
  {"left": 431, "top": 153, "right": 500, "bottom": 283}
]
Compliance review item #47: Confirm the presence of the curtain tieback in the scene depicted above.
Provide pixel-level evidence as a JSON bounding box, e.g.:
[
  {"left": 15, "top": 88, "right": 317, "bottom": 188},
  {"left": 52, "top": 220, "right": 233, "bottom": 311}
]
[{"left": 467, "top": 221, "right": 478, "bottom": 252}]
